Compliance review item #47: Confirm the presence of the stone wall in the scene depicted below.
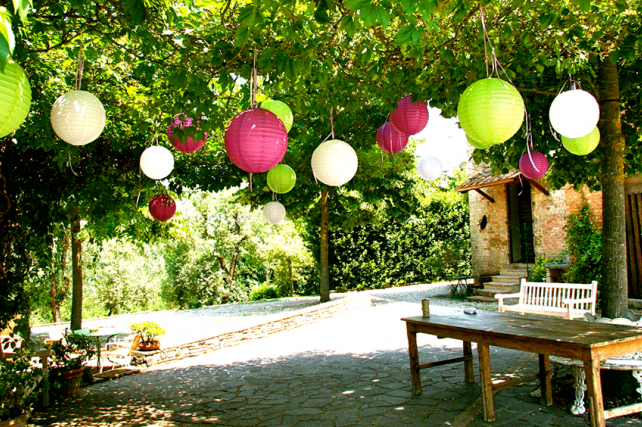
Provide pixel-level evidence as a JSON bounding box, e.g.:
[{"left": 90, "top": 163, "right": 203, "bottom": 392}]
[{"left": 132, "top": 294, "right": 371, "bottom": 367}]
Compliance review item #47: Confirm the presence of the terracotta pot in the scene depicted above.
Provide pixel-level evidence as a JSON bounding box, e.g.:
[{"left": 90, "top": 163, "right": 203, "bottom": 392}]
[
  {"left": 0, "top": 412, "right": 30, "bottom": 427},
  {"left": 138, "top": 342, "right": 160, "bottom": 351},
  {"left": 61, "top": 368, "right": 84, "bottom": 397}
]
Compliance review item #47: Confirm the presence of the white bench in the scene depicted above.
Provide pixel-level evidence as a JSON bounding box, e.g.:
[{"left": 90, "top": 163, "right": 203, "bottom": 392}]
[{"left": 495, "top": 279, "right": 598, "bottom": 320}]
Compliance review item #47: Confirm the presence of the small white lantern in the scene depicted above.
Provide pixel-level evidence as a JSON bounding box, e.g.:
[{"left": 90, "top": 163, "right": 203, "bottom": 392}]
[
  {"left": 140, "top": 146, "right": 174, "bottom": 180},
  {"left": 50, "top": 90, "right": 106, "bottom": 145},
  {"left": 417, "top": 156, "right": 443, "bottom": 181},
  {"left": 263, "top": 201, "right": 286, "bottom": 225},
  {"left": 549, "top": 89, "right": 600, "bottom": 139},
  {"left": 311, "top": 139, "right": 358, "bottom": 186}
]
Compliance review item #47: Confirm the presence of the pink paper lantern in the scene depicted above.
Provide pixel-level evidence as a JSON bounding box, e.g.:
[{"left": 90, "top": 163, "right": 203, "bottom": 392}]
[
  {"left": 149, "top": 194, "right": 176, "bottom": 221},
  {"left": 376, "top": 122, "right": 409, "bottom": 154},
  {"left": 225, "top": 108, "right": 289, "bottom": 173},
  {"left": 390, "top": 96, "right": 429, "bottom": 135},
  {"left": 519, "top": 151, "right": 549, "bottom": 180},
  {"left": 167, "top": 114, "right": 207, "bottom": 153}
]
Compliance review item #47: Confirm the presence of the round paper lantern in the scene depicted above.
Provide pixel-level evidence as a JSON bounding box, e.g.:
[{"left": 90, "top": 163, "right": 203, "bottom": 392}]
[
  {"left": 519, "top": 151, "right": 549, "bottom": 180},
  {"left": 267, "top": 164, "right": 296, "bottom": 194},
  {"left": 225, "top": 108, "right": 288, "bottom": 173},
  {"left": 457, "top": 78, "right": 525, "bottom": 146},
  {"left": 0, "top": 61, "right": 31, "bottom": 138},
  {"left": 167, "top": 114, "right": 207, "bottom": 153},
  {"left": 416, "top": 156, "right": 443, "bottom": 181},
  {"left": 390, "top": 96, "right": 429, "bottom": 135},
  {"left": 562, "top": 126, "right": 600, "bottom": 156},
  {"left": 311, "top": 139, "right": 358, "bottom": 186},
  {"left": 50, "top": 90, "right": 106, "bottom": 146},
  {"left": 263, "top": 201, "right": 286, "bottom": 225},
  {"left": 467, "top": 134, "right": 493, "bottom": 150},
  {"left": 149, "top": 194, "right": 176, "bottom": 221},
  {"left": 549, "top": 89, "right": 599, "bottom": 138},
  {"left": 261, "top": 100, "right": 293, "bottom": 132},
  {"left": 140, "top": 146, "right": 174, "bottom": 180},
  {"left": 376, "top": 121, "right": 409, "bottom": 153}
]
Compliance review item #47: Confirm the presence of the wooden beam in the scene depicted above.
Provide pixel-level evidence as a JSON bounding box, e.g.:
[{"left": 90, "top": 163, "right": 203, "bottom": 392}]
[
  {"left": 456, "top": 178, "right": 518, "bottom": 193},
  {"left": 522, "top": 178, "right": 550, "bottom": 196},
  {"left": 475, "top": 189, "right": 495, "bottom": 203}
]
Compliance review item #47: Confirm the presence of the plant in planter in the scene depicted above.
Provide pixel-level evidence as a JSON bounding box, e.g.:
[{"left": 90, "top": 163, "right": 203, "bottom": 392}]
[
  {"left": 129, "top": 321, "right": 165, "bottom": 351},
  {"left": 0, "top": 346, "right": 43, "bottom": 426},
  {"left": 49, "top": 331, "right": 96, "bottom": 398}
]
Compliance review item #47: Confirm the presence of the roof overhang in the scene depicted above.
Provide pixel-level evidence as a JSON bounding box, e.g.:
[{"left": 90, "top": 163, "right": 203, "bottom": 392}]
[{"left": 456, "top": 170, "right": 549, "bottom": 203}]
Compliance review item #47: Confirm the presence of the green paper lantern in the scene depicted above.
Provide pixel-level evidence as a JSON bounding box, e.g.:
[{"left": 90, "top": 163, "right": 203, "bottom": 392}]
[
  {"left": 562, "top": 127, "right": 600, "bottom": 156},
  {"left": 457, "top": 78, "right": 524, "bottom": 146},
  {"left": 267, "top": 164, "right": 296, "bottom": 194},
  {"left": 467, "top": 134, "right": 493, "bottom": 150},
  {"left": 0, "top": 61, "right": 31, "bottom": 138},
  {"left": 262, "top": 100, "right": 293, "bottom": 132}
]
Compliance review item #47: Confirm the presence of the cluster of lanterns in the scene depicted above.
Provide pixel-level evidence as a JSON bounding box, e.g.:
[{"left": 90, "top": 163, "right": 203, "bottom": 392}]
[
  {"left": 458, "top": 77, "right": 601, "bottom": 181},
  {"left": 376, "top": 96, "right": 443, "bottom": 181}
]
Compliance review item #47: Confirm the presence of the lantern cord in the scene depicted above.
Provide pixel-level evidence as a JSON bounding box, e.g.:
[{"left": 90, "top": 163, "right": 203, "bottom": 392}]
[
  {"left": 67, "top": 148, "right": 78, "bottom": 176},
  {"left": 330, "top": 107, "right": 335, "bottom": 139},
  {"left": 480, "top": 5, "right": 490, "bottom": 78},
  {"left": 75, "top": 41, "right": 84, "bottom": 91},
  {"left": 135, "top": 169, "right": 142, "bottom": 208},
  {"left": 249, "top": 173, "right": 253, "bottom": 191},
  {"left": 249, "top": 49, "right": 258, "bottom": 109}
]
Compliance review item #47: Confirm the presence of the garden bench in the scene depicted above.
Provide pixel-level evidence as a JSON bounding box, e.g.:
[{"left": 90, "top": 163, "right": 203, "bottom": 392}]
[{"left": 495, "top": 279, "right": 598, "bottom": 320}]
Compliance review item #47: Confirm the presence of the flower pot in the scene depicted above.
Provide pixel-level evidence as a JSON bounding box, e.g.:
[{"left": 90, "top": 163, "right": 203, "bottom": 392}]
[
  {"left": 61, "top": 368, "right": 84, "bottom": 397},
  {"left": 0, "top": 412, "right": 30, "bottom": 427},
  {"left": 138, "top": 342, "right": 160, "bottom": 351}
]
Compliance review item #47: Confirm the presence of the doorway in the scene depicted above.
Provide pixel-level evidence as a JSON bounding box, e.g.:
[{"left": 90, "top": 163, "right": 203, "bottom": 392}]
[{"left": 507, "top": 181, "right": 535, "bottom": 264}]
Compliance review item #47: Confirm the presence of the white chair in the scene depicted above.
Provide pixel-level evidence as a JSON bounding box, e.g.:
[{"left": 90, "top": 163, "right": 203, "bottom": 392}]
[{"left": 100, "top": 334, "right": 140, "bottom": 372}]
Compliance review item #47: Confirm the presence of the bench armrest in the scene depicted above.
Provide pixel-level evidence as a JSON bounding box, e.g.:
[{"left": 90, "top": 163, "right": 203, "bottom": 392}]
[{"left": 495, "top": 292, "right": 521, "bottom": 312}]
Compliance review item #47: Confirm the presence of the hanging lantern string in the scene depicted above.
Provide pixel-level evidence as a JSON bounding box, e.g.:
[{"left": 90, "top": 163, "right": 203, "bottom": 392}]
[
  {"left": 330, "top": 107, "right": 335, "bottom": 139},
  {"left": 480, "top": 6, "right": 515, "bottom": 85},
  {"left": 75, "top": 41, "right": 84, "bottom": 91},
  {"left": 249, "top": 49, "right": 258, "bottom": 109},
  {"left": 480, "top": 5, "right": 490, "bottom": 77},
  {"left": 67, "top": 147, "right": 78, "bottom": 176}
]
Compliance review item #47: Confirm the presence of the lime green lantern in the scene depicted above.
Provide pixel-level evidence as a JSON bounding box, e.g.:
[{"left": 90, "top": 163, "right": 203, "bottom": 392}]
[
  {"left": 562, "top": 127, "right": 600, "bottom": 156},
  {"left": 458, "top": 78, "right": 524, "bottom": 146},
  {"left": 267, "top": 164, "right": 296, "bottom": 194},
  {"left": 0, "top": 61, "right": 31, "bottom": 138},
  {"left": 262, "top": 100, "right": 293, "bottom": 132},
  {"left": 467, "top": 134, "right": 493, "bottom": 150}
]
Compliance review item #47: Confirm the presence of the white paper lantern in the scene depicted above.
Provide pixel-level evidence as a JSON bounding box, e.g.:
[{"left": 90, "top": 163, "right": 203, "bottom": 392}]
[
  {"left": 263, "top": 201, "right": 286, "bottom": 225},
  {"left": 549, "top": 89, "right": 599, "bottom": 138},
  {"left": 311, "top": 139, "right": 358, "bottom": 186},
  {"left": 417, "top": 156, "right": 443, "bottom": 181},
  {"left": 140, "top": 146, "right": 174, "bottom": 180},
  {"left": 50, "top": 90, "right": 106, "bottom": 146}
]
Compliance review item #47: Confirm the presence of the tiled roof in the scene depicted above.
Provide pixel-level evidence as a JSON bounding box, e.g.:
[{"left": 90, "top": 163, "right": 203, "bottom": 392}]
[{"left": 456, "top": 170, "right": 522, "bottom": 192}]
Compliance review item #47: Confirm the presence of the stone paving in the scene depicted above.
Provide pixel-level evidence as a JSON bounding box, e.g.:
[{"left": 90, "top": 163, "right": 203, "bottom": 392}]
[{"left": 28, "top": 288, "right": 642, "bottom": 426}]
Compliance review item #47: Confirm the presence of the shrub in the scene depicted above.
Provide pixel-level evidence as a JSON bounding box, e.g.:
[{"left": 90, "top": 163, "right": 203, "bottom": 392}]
[
  {"left": 528, "top": 257, "right": 548, "bottom": 282},
  {"left": 564, "top": 202, "right": 602, "bottom": 286},
  {"left": 250, "top": 283, "right": 279, "bottom": 301}
]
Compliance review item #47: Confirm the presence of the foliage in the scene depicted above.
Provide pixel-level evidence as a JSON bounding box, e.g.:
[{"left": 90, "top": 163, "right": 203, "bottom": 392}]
[
  {"left": 564, "top": 202, "right": 603, "bottom": 286},
  {"left": 330, "top": 171, "right": 470, "bottom": 290},
  {"left": 50, "top": 330, "right": 96, "bottom": 373},
  {"left": 129, "top": 321, "right": 165, "bottom": 345},
  {"left": 0, "top": 345, "right": 42, "bottom": 421},
  {"left": 249, "top": 283, "right": 279, "bottom": 301},
  {"left": 528, "top": 257, "right": 549, "bottom": 283}
]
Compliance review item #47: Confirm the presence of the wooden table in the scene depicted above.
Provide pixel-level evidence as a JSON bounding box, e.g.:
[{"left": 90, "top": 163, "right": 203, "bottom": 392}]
[
  {"left": 73, "top": 327, "right": 126, "bottom": 369},
  {"left": 402, "top": 311, "right": 642, "bottom": 427}
]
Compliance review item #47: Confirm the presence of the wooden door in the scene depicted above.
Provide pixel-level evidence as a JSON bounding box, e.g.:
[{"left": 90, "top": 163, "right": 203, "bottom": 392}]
[
  {"left": 626, "top": 192, "right": 642, "bottom": 298},
  {"left": 507, "top": 181, "right": 535, "bottom": 264}
]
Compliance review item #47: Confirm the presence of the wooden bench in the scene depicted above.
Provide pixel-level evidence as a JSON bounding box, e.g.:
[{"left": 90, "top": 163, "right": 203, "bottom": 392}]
[{"left": 495, "top": 279, "right": 598, "bottom": 320}]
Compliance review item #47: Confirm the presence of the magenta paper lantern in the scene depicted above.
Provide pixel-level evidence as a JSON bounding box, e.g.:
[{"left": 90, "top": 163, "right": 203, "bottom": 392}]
[
  {"left": 519, "top": 151, "right": 549, "bottom": 180},
  {"left": 390, "top": 96, "right": 429, "bottom": 135},
  {"left": 224, "top": 108, "right": 288, "bottom": 173},
  {"left": 167, "top": 114, "right": 207, "bottom": 153},
  {"left": 149, "top": 194, "right": 176, "bottom": 221},
  {"left": 376, "top": 122, "right": 409, "bottom": 153}
]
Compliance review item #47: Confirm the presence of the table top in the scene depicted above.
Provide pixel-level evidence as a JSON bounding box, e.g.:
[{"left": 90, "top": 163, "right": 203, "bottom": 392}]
[
  {"left": 402, "top": 311, "right": 642, "bottom": 349},
  {"left": 73, "top": 327, "right": 127, "bottom": 338}
]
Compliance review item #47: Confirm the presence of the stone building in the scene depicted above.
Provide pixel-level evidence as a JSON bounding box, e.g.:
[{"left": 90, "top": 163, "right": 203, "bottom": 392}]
[{"left": 456, "top": 168, "right": 641, "bottom": 300}]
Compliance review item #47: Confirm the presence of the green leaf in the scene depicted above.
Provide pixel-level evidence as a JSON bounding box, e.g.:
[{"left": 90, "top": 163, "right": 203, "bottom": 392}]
[
  {"left": 234, "top": 26, "right": 250, "bottom": 46},
  {"left": 344, "top": 0, "right": 370, "bottom": 12},
  {"left": 124, "top": 0, "right": 147, "bottom": 26},
  {"left": 396, "top": 25, "right": 417, "bottom": 46},
  {"left": 340, "top": 15, "right": 361, "bottom": 37},
  {"left": 417, "top": 0, "right": 439, "bottom": 21},
  {"left": 0, "top": 8, "right": 14, "bottom": 56},
  {"left": 238, "top": 5, "right": 257, "bottom": 26},
  {"left": 12, "top": 0, "right": 31, "bottom": 22}
]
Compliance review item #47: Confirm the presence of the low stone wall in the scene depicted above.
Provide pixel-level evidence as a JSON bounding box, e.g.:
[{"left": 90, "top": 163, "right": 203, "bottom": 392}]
[{"left": 132, "top": 294, "right": 371, "bottom": 367}]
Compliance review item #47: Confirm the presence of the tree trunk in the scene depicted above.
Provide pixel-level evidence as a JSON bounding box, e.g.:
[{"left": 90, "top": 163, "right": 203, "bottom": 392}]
[
  {"left": 320, "top": 188, "right": 330, "bottom": 302},
  {"left": 598, "top": 58, "right": 628, "bottom": 318},
  {"left": 70, "top": 206, "right": 83, "bottom": 331},
  {"left": 49, "top": 231, "right": 69, "bottom": 323},
  {"left": 288, "top": 256, "right": 294, "bottom": 297}
]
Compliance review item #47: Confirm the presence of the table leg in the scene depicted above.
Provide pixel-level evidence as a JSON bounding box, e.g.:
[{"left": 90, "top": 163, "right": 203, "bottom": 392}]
[
  {"left": 407, "top": 325, "right": 422, "bottom": 395},
  {"left": 463, "top": 341, "right": 474, "bottom": 383},
  {"left": 478, "top": 343, "right": 495, "bottom": 422},
  {"left": 42, "top": 355, "right": 49, "bottom": 407},
  {"left": 538, "top": 354, "right": 553, "bottom": 406},
  {"left": 584, "top": 354, "right": 605, "bottom": 427}
]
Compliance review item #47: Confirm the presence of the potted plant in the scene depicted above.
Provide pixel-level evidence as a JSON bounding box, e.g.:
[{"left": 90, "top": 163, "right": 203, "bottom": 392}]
[
  {"left": 0, "top": 346, "right": 43, "bottom": 427},
  {"left": 129, "top": 321, "right": 165, "bottom": 351},
  {"left": 49, "top": 331, "right": 96, "bottom": 398}
]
